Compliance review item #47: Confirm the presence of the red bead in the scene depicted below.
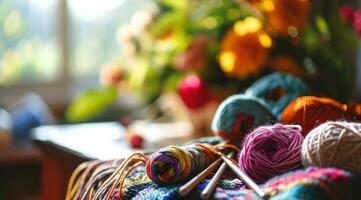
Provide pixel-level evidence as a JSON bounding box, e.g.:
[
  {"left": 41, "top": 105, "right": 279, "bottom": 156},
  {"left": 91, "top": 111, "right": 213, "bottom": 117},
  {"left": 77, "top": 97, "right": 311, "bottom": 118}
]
[
  {"left": 178, "top": 75, "right": 210, "bottom": 110},
  {"left": 130, "top": 134, "right": 143, "bottom": 148}
]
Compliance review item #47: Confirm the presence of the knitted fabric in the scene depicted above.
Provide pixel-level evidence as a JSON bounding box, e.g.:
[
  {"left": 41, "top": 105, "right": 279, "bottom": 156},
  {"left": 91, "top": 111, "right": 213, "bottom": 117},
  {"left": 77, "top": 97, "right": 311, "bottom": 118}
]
[
  {"left": 118, "top": 166, "right": 361, "bottom": 200},
  {"left": 120, "top": 166, "right": 257, "bottom": 200}
]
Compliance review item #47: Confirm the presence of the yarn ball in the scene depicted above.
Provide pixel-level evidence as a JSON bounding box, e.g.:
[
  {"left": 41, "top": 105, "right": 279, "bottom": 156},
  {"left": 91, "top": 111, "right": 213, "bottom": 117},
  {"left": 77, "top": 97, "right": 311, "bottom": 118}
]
[
  {"left": 145, "top": 144, "right": 217, "bottom": 185},
  {"left": 263, "top": 167, "right": 361, "bottom": 200},
  {"left": 245, "top": 72, "right": 310, "bottom": 119},
  {"left": 281, "top": 96, "right": 346, "bottom": 135},
  {"left": 301, "top": 121, "right": 361, "bottom": 175},
  {"left": 178, "top": 75, "right": 210, "bottom": 110},
  {"left": 211, "top": 94, "right": 275, "bottom": 141},
  {"left": 239, "top": 123, "right": 304, "bottom": 183}
]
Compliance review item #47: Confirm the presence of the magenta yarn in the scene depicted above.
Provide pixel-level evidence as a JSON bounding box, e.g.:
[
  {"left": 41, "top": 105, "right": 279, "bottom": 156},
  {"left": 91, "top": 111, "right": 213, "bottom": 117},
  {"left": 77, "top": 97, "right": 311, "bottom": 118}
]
[{"left": 238, "top": 123, "right": 304, "bottom": 183}]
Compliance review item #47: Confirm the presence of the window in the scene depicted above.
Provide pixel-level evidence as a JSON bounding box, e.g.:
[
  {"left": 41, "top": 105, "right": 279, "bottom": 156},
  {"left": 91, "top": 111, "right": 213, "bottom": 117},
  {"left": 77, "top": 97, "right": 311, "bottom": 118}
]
[
  {"left": 0, "top": 0, "right": 59, "bottom": 86},
  {"left": 68, "top": 0, "right": 152, "bottom": 78},
  {"left": 0, "top": 0, "right": 153, "bottom": 87}
]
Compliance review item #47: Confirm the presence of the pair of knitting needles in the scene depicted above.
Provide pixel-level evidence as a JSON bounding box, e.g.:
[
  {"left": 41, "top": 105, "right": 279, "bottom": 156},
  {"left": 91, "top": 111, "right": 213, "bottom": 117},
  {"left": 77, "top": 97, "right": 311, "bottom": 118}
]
[{"left": 178, "top": 149, "right": 266, "bottom": 199}]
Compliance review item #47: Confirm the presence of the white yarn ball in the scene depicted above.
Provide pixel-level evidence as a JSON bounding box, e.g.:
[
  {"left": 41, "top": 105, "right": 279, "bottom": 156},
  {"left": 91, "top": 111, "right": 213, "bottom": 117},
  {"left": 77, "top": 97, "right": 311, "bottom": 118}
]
[{"left": 301, "top": 121, "right": 361, "bottom": 174}]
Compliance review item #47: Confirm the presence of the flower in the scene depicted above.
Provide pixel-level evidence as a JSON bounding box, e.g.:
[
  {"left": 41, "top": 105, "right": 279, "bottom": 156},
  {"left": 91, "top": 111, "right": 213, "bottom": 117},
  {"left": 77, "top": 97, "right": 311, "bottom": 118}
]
[
  {"left": 218, "top": 17, "right": 271, "bottom": 80},
  {"left": 266, "top": 0, "right": 310, "bottom": 36},
  {"left": 174, "top": 35, "right": 211, "bottom": 71},
  {"left": 99, "top": 63, "right": 123, "bottom": 87},
  {"left": 178, "top": 75, "right": 210, "bottom": 110},
  {"left": 131, "top": 9, "right": 157, "bottom": 33},
  {"left": 353, "top": 10, "right": 361, "bottom": 37},
  {"left": 340, "top": 5, "right": 356, "bottom": 23}
]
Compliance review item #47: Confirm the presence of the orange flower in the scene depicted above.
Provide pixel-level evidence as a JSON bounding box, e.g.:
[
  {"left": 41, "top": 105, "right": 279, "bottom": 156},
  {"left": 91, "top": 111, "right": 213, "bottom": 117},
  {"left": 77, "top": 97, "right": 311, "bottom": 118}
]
[
  {"left": 266, "top": 0, "right": 310, "bottom": 36},
  {"left": 218, "top": 18, "right": 272, "bottom": 80},
  {"left": 270, "top": 56, "right": 305, "bottom": 76}
]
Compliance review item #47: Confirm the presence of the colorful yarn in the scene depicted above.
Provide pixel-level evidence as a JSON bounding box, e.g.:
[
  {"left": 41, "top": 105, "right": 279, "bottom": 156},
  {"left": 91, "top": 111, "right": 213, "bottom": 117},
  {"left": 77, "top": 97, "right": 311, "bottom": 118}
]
[
  {"left": 146, "top": 144, "right": 218, "bottom": 185},
  {"left": 239, "top": 123, "right": 304, "bottom": 183},
  {"left": 301, "top": 121, "right": 361, "bottom": 175},
  {"left": 67, "top": 154, "right": 361, "bottom": 199},
  {"left": 263, "top": 167, "right": 361, "bottom": 200},
  {"left": 281, "top": 96, "right": 346, "bottom": 135},
  {"left": 212, "top": 94, "right": 276, "bottom": 141},
  {"left": 120, "top": 166, "right": 361, "bottom": 200},
  {"left": 121, "top": 166, "right": 254, "bottom": 200},
  {"left": 245, "top": 72, "right": 310, "bottom": 119}
]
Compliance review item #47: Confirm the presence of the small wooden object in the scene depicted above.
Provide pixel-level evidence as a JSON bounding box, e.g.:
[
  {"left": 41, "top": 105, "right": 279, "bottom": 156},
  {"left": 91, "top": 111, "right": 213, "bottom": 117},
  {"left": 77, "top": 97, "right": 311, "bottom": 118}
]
[
  {"left": 200, "top": 151, "right": 235, "bottom": 199},
  {"left": 178, "top": 157, "right": 223, "bottom": 196},
  {"left": 221, "top": 154, "right": 266, "bottom": 198}
]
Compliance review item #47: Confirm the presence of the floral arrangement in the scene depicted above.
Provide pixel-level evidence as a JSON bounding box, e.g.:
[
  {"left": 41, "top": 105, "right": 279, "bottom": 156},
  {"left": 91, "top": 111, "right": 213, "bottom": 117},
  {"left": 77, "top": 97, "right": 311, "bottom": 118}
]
[{"left": 66, "top": 0, "right": 359, "bottom": 122}]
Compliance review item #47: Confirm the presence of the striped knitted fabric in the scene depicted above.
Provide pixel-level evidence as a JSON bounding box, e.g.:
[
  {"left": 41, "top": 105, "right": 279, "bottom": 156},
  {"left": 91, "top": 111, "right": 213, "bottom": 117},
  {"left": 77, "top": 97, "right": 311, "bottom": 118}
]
[{"left": 120, "top": 166, "right": 257, "bottom": 200}]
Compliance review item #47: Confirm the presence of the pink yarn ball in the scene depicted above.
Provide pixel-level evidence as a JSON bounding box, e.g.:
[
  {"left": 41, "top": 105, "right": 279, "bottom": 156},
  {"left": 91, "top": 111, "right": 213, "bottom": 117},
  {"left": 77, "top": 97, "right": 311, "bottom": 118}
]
[{"left": 238, "top": 123, "right": 304, "bottom": 183}]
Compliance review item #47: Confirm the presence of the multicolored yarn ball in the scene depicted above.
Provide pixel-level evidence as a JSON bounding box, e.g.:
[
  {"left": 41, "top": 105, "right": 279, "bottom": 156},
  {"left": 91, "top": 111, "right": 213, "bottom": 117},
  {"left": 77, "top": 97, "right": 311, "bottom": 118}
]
[
  {"left": 281, "top": 96, "right": 346, "bottom": 135},
  {"left": 263, "top": 167, "right": 361, "bottom": 200},
  {"left": 239, "top": 123, "right": 304, "bottom": 183},
  {"left": 245, "top": 72, "right": 310, "bottom": 119},
  {"left": 301, "top": 121, "right": 361, "bottom": 175},
  {"left": 146, "top": 144, "right": 217, "bottom": 185},
  {"left": 212, "top": 94, "right": 276, "bottom": 141}
]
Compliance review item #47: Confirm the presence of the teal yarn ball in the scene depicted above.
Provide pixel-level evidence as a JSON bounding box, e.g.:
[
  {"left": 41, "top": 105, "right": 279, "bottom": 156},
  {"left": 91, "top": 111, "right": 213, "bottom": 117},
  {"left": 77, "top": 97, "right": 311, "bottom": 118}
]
[
  {"left": 211, "top": 94, "right": 275, "bottom": 141},
  {"left": 245, "top": 73, "right": 310, "bottom": 119}
]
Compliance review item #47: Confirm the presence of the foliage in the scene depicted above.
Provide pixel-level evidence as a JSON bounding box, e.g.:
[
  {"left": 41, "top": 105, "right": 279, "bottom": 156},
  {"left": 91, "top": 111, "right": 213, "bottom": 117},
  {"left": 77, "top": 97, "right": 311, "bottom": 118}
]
[
  {"left": 67, "top": 0, "right": 360, "bottom": 121},
  {"left": 65, "top": 87, "right": 118, "bottom": 122}
]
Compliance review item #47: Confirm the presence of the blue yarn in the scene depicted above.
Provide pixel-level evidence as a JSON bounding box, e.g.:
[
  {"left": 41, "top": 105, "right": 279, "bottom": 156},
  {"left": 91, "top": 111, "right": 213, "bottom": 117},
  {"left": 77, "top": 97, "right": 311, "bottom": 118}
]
[
  {"left": 211, "top": 94, "right": 276, "bottom": 140},
  {"left": 245, "top": 73, "right": 310, "bottom": 120}
]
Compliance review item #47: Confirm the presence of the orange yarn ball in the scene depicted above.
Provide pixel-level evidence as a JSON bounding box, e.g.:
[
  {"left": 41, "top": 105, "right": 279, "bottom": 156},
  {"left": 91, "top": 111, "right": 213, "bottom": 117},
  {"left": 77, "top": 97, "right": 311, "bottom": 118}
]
[
  {"left": 281, "top": 96, "right": 346, "bottom": 135},
  {"left": 346, "top": 101, "right": 361, "bottom": 122}
]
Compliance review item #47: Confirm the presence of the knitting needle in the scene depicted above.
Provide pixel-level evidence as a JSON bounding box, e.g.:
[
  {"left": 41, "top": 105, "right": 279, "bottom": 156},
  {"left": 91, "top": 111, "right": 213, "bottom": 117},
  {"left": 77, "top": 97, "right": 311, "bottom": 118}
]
[
  {"left": 178, "top": 156, "right": 223, "bottom": 196},
  {"left": 200, "top": 151, "right": 235, "bottom": 200},
  {"left": 220, "top": 154, "right": 266, "bottom": 198}
]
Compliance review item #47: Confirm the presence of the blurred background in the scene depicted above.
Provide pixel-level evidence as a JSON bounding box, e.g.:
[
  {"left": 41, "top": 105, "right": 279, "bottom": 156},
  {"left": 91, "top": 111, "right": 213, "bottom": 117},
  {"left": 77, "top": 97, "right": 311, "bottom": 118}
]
[
  {"left": 0, "top": 0, "right": 361, "bottom": 199},
  {"left": 0, "top": 0, "right": 152, "bottom": 105}
]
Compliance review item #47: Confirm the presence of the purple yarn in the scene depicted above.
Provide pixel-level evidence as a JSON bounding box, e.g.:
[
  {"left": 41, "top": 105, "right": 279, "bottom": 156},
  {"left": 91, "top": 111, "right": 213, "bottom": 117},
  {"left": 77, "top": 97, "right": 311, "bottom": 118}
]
[{"left": 238, "top": 123, "right": 303, "bottom": 183}]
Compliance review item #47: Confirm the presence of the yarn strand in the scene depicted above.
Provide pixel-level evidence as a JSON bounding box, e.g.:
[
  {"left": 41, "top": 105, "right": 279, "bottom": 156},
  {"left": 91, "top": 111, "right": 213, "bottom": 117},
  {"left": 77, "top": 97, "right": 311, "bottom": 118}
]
[{"left": 66, "top": 143, "right": 240, "bottom": 200}]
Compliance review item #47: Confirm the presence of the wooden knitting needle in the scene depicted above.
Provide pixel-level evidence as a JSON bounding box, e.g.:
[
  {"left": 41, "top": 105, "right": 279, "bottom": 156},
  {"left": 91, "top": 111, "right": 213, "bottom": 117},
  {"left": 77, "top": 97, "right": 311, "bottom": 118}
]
[
  {"left": 200, "top": 151, "right": 235, "bottom": 200},
  {"left": 178, "top": 156, "right": 223, "bottom": 197},
  {"left": 220, "top": 154, "right": 266, "bottom": 198}
]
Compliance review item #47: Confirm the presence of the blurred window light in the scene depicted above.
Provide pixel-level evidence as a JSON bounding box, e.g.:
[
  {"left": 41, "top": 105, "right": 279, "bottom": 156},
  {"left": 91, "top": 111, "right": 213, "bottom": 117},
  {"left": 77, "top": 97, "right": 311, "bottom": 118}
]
[
  {"left": 0, "top": 0, "right": 59, "bottom": 86},
  {"left": 68, "top": 0, "right": 153, "bottom": 78},
  {"left": 0, "top": 0, "right": 152, "bottom": 87}
]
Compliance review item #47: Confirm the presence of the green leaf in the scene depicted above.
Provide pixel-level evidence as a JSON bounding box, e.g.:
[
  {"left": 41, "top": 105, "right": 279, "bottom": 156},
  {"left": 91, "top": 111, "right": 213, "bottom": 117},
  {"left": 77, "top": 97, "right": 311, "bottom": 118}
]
[
  {"left": 315, "top": 15, "right": 329, "bottom": 36},
  {"left": 150, "top": 11, "right": 186, "bottom": 37},
  {"left": 164, "top": 72, "right": 184, "bottom": 91},
  {"left": 159, "top": 0, "right": 187, "bottom": 11},
  {"left": 65, "top": 87, "right": 118, "bottom": 122}
]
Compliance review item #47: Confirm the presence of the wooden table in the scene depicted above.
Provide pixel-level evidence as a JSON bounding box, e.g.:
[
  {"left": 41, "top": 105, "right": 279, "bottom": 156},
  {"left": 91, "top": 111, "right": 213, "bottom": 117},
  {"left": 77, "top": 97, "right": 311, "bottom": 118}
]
[
  {"left": 32, "top": 122, "right": 131, "bottom": 200},
  {"left": 0, "top": 142, "right": 42, "bottom": 200},
  {"left": 32, "top": 121, "right": 194, "bottom": 200}
]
